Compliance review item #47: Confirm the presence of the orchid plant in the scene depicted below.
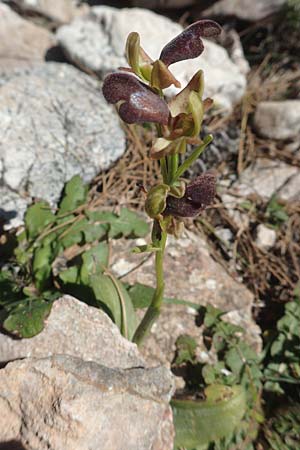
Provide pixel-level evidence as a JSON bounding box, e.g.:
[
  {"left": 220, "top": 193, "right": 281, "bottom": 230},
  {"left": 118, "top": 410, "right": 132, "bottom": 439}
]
[{"left": 102, "top": 20, "right": 222, "bottom": 345}]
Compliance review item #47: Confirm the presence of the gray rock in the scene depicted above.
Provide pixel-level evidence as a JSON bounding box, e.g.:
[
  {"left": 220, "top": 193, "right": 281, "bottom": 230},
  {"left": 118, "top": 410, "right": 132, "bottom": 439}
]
[
  {"left": 131, "top": 0, "right": 197, "bottom": 8},
  {"left": 0, "top": 3, "right": 55, "bottom": 67},
  {"left": 0, "top": 62, "right": 125, "bottom": 228},
  {"left": 236, "top": 159, "right": 300, "bottom": 201},
  {"left": 111, "top": 230, "right": 261, "bottom": 366},
  {"left": 255, "top": 224, "right": 277, "bottom": 250},
  {"left": 202, "top": 0, "right": 286, "bottom": 21},
  {"left": 0, "top": 295, "right": 144, "bottom": 368},
  {"left": 57, "top": 6, "right": 246, "bottom": 110},
  {"left": 5, "top": 0, "right": 77, "bottom": 23},
  {"left": 0, "top": 355, "right": 174, "bottom": 450},
  {"left": 254, "top": 100, "right": 300, "bottom": 140}
]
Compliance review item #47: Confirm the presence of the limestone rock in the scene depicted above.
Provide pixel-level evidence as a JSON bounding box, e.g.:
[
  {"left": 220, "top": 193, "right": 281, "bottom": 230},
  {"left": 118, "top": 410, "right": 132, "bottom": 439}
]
[
  {"left": 236, "top": 159, "right": 300, "bottom": 202},
  {"left": 0, "top": 295, "right": 144, "bottom": 368},
  {"left": 0, "top": 62, "right": 125, "bottom": 228},
  {"left": 57, "top": 6, "right": 246, "bottom": 110},
  {"left": 6, "top": 0, "right": 77, "bottom": 23},
  {"left": 255, "top": 224, "right": 277, "bottom": 250},
  {"left": 131, "top": 0, "right": 197, "bottom": 8},
  {"left": 254, "top": 100, "right": 300, "bottom": 140},
  {"left": 0, "top": 3, "right": 55, "bottom": 67},
  {"left": 202, "top": 0, "right": 286, "bottom": 21},
  {"left": 111, "top": 230, "right": 261, "bottom": 366},
  {"left": 0, "top": 355, "right": 174, "bottom": 450}
]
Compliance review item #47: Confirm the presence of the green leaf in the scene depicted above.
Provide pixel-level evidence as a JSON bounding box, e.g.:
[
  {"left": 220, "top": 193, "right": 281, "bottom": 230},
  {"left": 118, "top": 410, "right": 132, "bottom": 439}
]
[
  {"left": 32, "top": 244, "right": 53, "bottom": 291},
  {"left": 80, "top": 243, "right": 109, "bottom": 285},
  {"left": 85, "top": 209, "right": 149, "bottom": 239},
  {"left": 58, "top": 175, "right": 88, "bottom": 214},
  {"left": 204, "top": 304, "right": 224, "bottom": 328},
  {"left": 58, "top": 217, "right": 87, "bottom": 248},
  {"left": 131, "top": 244, "right": 160, "bottom": 254},
  {"left": 0, "top": 270, "right": 23, "bottom": 305},
  {"left": 172, "top": 385, "right": 247, "bottom": 449},
  {"left": 126, "top": 283, "right": 199, "bottom": 310},
  {"left": 90, "top": 274, "right": 137, "bottom": 340},
  {"left": 59, "top": 266, "right": 80, "bottom": 284},
  {"left": 25, "top": 201, "right": 55, "bottom": 240},
  {"left": 174, "top": 334, "right": 197, "bottom": 365},
  {"left": 3, "top": 298, "right": 53, "bottom": 338}
]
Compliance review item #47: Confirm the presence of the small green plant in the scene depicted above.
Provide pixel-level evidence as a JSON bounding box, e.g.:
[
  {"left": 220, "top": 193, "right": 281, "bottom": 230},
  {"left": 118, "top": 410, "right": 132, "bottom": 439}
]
[
  {"left": 0, "top": 175, "right": 150, "bottom": 339},
  {"left": 102, "top": 20, "right": 222, "bottom": 344},
  {"left": 171, "top": 305, "right": 263, "bottom": 449}
]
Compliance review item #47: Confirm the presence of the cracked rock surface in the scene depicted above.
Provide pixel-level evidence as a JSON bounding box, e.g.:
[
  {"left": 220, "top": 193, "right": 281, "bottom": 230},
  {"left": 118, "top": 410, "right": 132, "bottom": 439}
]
[
  {"left": 0, "top": 62, "right": 125, "bottom": 228},
  {"left": 0, "top": 295, "right": 144, "bottom": 368},
  {"left": 0, "top": 355, "right": 175, "bottom": 450}
]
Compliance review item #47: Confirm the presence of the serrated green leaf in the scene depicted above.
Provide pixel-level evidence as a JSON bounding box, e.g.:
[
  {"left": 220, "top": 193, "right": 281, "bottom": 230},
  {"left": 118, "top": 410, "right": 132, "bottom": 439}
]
[
  {"left": 58, "top": 175, "right": 88, "bottom": 214},
  {"left": 25, "top": 201, "right": 55, "bottom": 240},
  {"left": 175, "top": 334, "right": 197, "bottom": 365},
  {"left": 3, "top": 298, "right": 53, "bottom": 338},
  {"left": 204, "top": 304, "right": 224, "bottom": 328},
  {"left": 58, "top": 217, "right": 88, "bottom": 248},
  {"left": 80, "top": 242, "right": 109, "bottom": 285},
  {"left": 90, "top": 274, "right": 137, "bottom": 340}
]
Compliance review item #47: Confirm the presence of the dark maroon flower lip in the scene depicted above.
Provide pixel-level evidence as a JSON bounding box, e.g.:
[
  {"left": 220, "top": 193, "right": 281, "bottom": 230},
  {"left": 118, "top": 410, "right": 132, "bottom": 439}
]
[
  {"left": 102, "top": 72, "right": 169, "bottom": 125},
  {"left": 164, "top": 172, "right": 216, "bottom": 217},
  {"left": 159, "top": 20, "right": 222, "bottom": 67}
]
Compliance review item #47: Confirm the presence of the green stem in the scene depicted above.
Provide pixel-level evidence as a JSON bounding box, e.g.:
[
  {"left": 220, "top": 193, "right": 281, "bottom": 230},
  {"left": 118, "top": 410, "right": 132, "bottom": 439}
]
[
  {"left": 133, "top": 226, "right": 167, "bottom": 345},
  {"left": 174, "top": 134, "right": 213, "bottom": 181},
  {"left": 160, "top": 157, "right": 168, "bottom": 183},
  {"left": 168, "top": 153, "right": 179, "bottom": 184}
]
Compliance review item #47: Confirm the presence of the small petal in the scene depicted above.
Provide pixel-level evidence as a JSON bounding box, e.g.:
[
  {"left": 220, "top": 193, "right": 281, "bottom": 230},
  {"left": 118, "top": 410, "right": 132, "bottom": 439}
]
[
  {"left": 160, "top": 20, "right": 222, "bottom": 67},
  {"left": 151, "top": 60, "right": 181, "bottom": 90},
  {"left": 164, "top": 172, "right": 216, "bottom": 217},
  {"left": 102, "top": 72, "right": 169, "bottom": 125}
]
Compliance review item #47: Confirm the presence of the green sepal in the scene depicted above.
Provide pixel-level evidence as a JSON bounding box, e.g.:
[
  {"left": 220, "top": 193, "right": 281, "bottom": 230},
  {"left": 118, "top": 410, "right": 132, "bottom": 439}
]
[{"left": 145, "top": 184, "right": 170, "bottom": 219}]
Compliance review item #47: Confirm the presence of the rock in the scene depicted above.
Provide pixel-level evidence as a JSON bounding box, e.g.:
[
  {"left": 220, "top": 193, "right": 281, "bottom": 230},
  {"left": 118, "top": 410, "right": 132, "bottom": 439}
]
[
  {"left": 202, "top": 0, "right": 286, "bottom": 21},
  {"left": 131, "top": 0, "right": 197, "bottom": 8},
  {"left": 255, "top": 224, "right": 277, "bottom": 250},
  {"left": 0, "top": 3, "right": 55, "bottom": 68},
  {"left": 219, "top": 28, "right": 250, "bottom": 75},
  {"left": 0, "top": 62, "right": 125, "bottom": 228},
  {"left": 111, "top": 230, "right": 261, "bottom": 366},
  {"left": 254, "top": 100, "right": 300, "bottom": 140},
  {"left": 0, "top": 355, "right": 174, "bottom": 450},
  {"left": 236, "top": 159, "right": 300, "bottom": 202},
  {"left": 6, "top": 0, "right": 77, "bottom": 23},
  {"left": 57, "top": 6, "right": 247, "bottom": 110},
  {"left": 0, "top": 295, "right": 144, "bottom": 368}
]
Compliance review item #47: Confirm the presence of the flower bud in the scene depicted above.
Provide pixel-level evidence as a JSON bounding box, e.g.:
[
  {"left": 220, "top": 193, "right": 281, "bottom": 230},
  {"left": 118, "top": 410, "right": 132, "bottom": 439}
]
[{"left": 145, "top": 184, "right": 170, "bottom": 219}]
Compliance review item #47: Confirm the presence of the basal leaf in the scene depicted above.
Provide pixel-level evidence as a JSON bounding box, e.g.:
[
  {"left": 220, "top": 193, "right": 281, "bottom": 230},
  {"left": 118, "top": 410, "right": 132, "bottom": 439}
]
[
  {"left": 172, "top": 385, "right": 247, "bottom": 449},
  {"left": 80, "top": 242, "right": 109, "bottom": 285},
  {"left": 58, "top": 175, "right": 88, "bottom": 214},
  {"left": 25, "top": 201, "right": 55, "bottom": 240},
  {"left": 127, "top": 283, "right": 199, "bottom": 310},
  {"left": 3, "top": 298, "right": 53, "bottom": 338},
  {"left": 91, "top": 274, "right": 137, "bottom": 340}
]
